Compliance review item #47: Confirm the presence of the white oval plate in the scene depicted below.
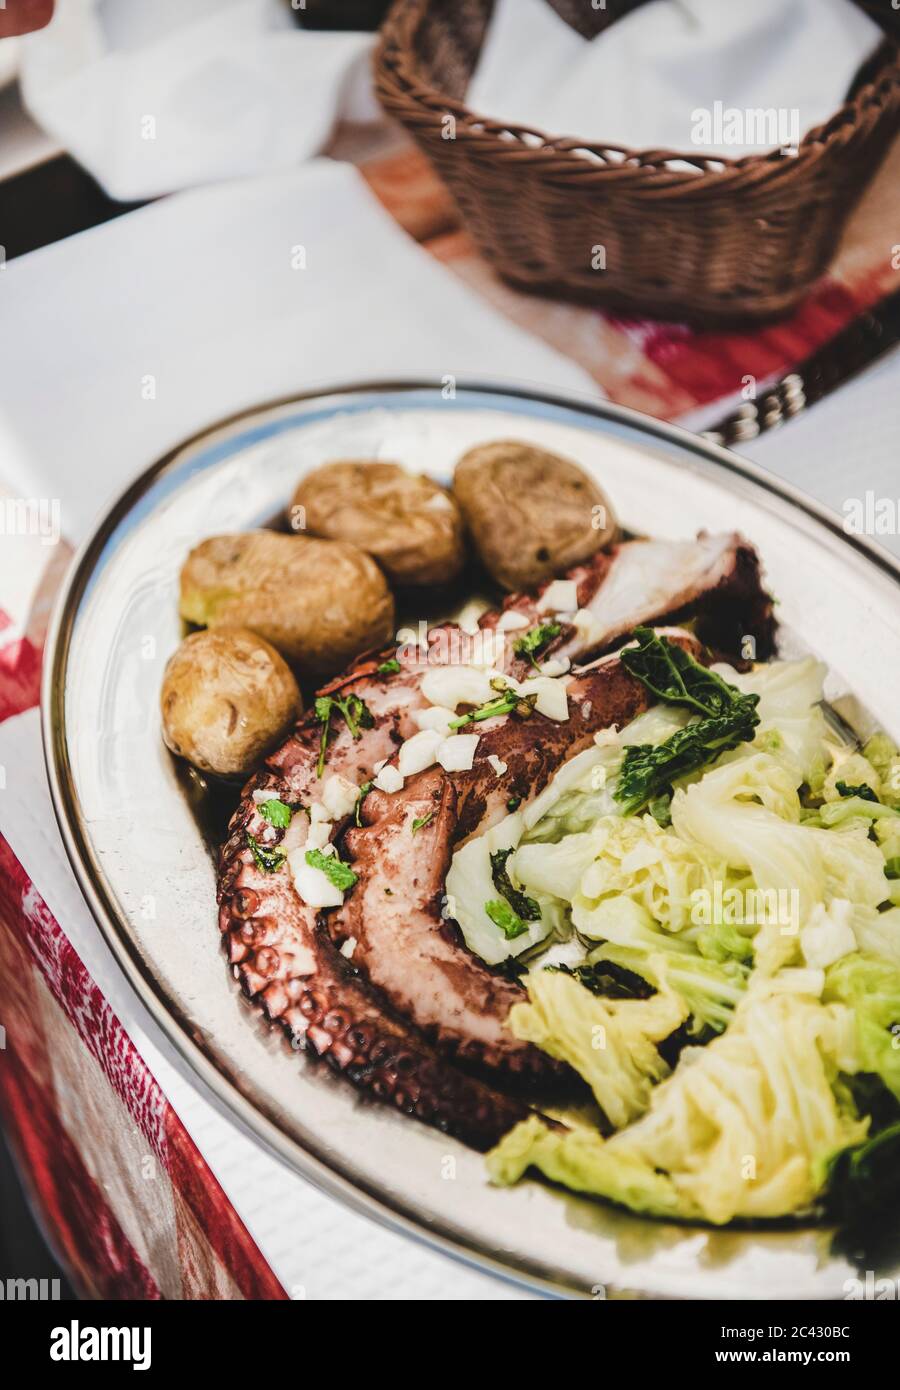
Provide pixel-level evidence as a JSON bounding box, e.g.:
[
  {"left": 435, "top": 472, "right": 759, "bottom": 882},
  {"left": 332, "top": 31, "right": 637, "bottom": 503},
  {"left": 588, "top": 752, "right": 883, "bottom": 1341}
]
[{"left": 43, "top": 381, "right": 900, "bottom": 1299}]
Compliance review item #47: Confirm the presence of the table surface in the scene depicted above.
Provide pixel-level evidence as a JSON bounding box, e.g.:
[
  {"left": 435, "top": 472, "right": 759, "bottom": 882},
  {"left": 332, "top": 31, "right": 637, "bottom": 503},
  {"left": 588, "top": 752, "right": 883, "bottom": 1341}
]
[{"left": 1, "top": 80, "right": 898, "bottom": 1302}]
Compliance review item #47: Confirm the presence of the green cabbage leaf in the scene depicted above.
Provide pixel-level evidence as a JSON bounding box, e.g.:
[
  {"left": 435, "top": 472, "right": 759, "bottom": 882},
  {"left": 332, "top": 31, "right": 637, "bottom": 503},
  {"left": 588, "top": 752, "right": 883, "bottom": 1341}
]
[
  {"left": 489, "top": 993, "right": 867, "bottom": 1224},
  {"left": 509, "top": 968, "right": 687, "bottom": 1129}
]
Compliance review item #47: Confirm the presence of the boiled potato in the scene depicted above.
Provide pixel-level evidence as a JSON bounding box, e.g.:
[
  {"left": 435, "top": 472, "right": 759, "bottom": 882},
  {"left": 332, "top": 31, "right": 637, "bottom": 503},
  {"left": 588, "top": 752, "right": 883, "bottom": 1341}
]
[
  {"left": 453, "top": 440, "right": 617, "bottom": 591},
  {"left": 290, "top": 460, "right": 465, "bottom": 586},
  {"left": 161, "top": 628, "right": 302, "bottom": 776},
  {"left": 179, "top": 531, "right": 394, "bottom": 679}
]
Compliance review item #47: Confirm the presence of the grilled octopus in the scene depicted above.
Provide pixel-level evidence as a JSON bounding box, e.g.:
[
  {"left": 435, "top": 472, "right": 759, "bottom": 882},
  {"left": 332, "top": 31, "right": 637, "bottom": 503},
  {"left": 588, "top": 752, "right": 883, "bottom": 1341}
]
[{"left": 217, "top": 533, "right": 775, "bottom": 1150}]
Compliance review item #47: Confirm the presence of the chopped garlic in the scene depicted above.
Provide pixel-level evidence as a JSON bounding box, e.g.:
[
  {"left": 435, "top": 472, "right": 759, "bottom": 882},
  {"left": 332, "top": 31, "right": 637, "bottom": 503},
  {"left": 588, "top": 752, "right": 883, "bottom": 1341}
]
[
  {"left": 536, "top": 683, "right": 570, "bottom": 721},
  {"left": 538, "top": 579, "right": 578, "bottom": 615},
  {"left": 421, "top": 664, "right": 493, "bottom": 712},
  {"left": 282, "top": 816, "right": 307, "bottom": 852},
  {"left": 289, "top": 851, "right": 344, "bottom": 908},
  {"left": 487, "top": 754, "right": 508, "bottom": 776},
  {"left": 572, "top": 607, "right": 602, "bottom": 649},
  {"left": 374, "top": 763, "right": 405, "bottom": 794},
  {"left": 322, "top": 772, "right": 359, "bottom": 821},
  {"left": 251, "top": 788, "right": 270, "bottom": 804},
  {"left": 340, "top": 936, "right": 358, "bottom": 959},
  {"left": 305, "top": 814, "right": 333, "bottom": 852},
  {"left": 496, "top": 609, "right": 530, "bottom": 632},
  {"left": 518, "top": 675, "right": 570, "bottom": 721},
  {"left": 413, "top": 705, "right": 456, "bottom": 738},
  {"left": 539, "top": 657, "right": 571, "bottom": 678},
  {"left": 454, "top": 599, "right": 489, "bottom": 634},
  {"left": 398, "top": 728, "right": 443, "bottom": 777},
  {"left": 437, "top": 734, "right": 480, "bottom": 772}
]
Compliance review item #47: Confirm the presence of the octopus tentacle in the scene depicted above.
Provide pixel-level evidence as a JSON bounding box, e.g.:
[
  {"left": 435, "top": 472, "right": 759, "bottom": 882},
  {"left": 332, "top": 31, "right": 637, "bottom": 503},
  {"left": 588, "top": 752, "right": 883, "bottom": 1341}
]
[
  {"left": 215, "top": 533, "right": 775, "bottom": 1147},
  {"left": 327, "top": 649, "right": 681, "bottom": 1084},
  {"left": 329, "top": 768, "right": 563, "bottom": 1087},
  {"left": 219, "top": 828, "right": 528, "bottom": 1150},
  {"left": 480, "top": 532, "right": 775, "bottom": 666}
]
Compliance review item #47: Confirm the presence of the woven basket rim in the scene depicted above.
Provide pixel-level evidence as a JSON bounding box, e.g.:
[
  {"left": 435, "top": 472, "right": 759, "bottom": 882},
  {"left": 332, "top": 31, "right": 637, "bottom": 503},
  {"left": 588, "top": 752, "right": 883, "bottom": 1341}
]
[{"left": 377, "top": 0, "right": 900, "bottom": 187}]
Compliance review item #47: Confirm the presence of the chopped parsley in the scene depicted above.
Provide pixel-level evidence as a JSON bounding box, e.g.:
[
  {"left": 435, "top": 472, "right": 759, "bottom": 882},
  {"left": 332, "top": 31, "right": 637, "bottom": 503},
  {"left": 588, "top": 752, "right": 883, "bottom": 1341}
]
[
  {"left": 506, "top": 795, "right": 522, "bottom": 813},
  {"left": 449, "top": 684, "right": 536, "bottom": 730},
  {"left": 485, "top": 899, "right": 530, "bottom": 940},
  {"left": 247, "top": 833, "right": 286, "bottom": 874},
  {"left": 377, "top": 658, "right": 401, "bottom": 675},
  {"left": 513, "top": 621, "right": 562, "bottom": 671},
  {"left": 304, "top": 848, "right": 358, "bottom": 891},
  {"left": 314, "top": 693, "right": 374, "bottom": 777},
  {"left": 354, "top": 780, "right": 374, "bottom": 826},
  {"left": 411, "top": 810, "right": 434, "bottom": 834},
  {"left": 259, "top": 798, "right": 293, "bottom": 829}
]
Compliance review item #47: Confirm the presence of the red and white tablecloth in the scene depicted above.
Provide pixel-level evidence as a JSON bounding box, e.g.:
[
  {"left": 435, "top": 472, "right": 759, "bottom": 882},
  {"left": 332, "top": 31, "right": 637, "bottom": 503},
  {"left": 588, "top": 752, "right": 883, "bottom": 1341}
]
[{"left": 0, "top": 636, "right": 285, "bottom": 1298}]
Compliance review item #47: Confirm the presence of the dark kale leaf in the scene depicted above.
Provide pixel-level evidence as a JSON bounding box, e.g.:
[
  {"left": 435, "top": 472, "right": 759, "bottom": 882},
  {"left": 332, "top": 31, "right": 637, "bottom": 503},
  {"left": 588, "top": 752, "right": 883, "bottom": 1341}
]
[
  {"left": 614, "top": 628, "right": 760, "bottom": 814},
  {"left": 836, "top": 780, "right": 879, "bottom": 803},
  {"left": 490, "top": 847, "right": 539, "bottom": 922},
  {"left": 545, "top": 959, "right": 655, "bottom": 1000}
]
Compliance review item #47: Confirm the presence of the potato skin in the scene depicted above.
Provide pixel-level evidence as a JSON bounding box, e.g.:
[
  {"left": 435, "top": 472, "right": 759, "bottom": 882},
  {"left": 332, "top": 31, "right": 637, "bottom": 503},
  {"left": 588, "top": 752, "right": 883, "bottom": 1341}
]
[
  {"left": 453, "top": 440, "right": 617, "bottom": 591},
  {"left": 290, "top": 460, "right": 466, "bottom": 587},
  {"left": 179, "top": 531, "right": 395, "bottom": 679},
  {"left": 161, "top": 628, "right": 302, "bottom": 777}
]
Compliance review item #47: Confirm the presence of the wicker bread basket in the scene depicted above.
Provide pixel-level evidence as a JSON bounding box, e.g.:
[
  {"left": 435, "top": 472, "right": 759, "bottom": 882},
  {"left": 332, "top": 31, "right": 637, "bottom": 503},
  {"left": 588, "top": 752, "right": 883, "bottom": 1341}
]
[{"left": 376, "top": 0, "right": 900, "bottom": 325}]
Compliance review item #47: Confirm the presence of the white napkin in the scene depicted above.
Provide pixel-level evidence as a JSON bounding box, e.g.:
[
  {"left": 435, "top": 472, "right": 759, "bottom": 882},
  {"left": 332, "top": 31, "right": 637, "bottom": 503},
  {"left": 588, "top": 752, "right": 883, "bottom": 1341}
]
[
  {"left": 467, "top": 0, "right": 882, "bottom": 158},
  {"left": 19, "top": 0, "right": 379, "bottom": 199},
  {"left": 0, "top": 157, "right": 590, "bottom": 1297},
  {"left": 0, "top": 158, "right": 593, "bottom": 540}
]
